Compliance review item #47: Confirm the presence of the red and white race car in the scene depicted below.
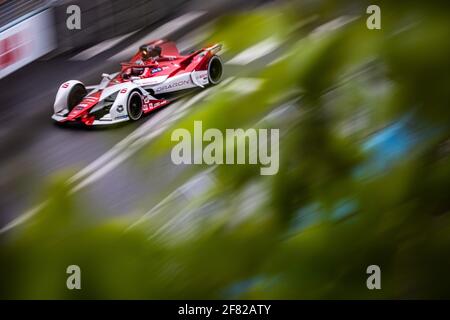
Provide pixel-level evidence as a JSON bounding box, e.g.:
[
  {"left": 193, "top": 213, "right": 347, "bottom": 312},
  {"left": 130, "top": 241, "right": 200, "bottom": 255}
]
[{"left": 52, "top": 40, "right": 223, "bottom": 126}]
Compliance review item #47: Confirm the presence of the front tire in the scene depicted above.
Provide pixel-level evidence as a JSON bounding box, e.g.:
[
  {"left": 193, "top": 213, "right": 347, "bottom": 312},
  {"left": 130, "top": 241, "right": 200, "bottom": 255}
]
[
  {"left": 67, "top": 84, "right": 87, "bottom": 112},
  {"left": 127, "top": 91, "right": 143, "bottom": 121}
]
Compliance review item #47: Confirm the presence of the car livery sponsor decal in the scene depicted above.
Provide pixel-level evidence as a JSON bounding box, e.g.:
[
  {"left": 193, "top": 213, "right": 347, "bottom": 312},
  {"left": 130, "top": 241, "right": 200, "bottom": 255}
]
[
  {"left": 193, "top": 71, "right": 209, "bottom": 86},
  {"left": 151, "top": 67, "right": 162, "bottom": 74},
  {"left": 155, "top": 79, "right": 191, "bottom": 92},
  {"left": 67, "top": 92, "right": 101, "bottom": 120},
  {"left": 142, "top": 97, "right": 168, "bottom": 112}
]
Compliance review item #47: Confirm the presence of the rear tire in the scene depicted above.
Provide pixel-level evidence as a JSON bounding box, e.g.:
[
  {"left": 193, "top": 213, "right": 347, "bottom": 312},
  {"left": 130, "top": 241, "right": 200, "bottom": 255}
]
[
  {"left": 67, "top": 84, "right": 87, "bottom": 111},
  {"left": 208, "top": 55, "right": 223, "bottom": 85},
  {"left": 127, "top": 91, "right": 143, "bottom": 121}
]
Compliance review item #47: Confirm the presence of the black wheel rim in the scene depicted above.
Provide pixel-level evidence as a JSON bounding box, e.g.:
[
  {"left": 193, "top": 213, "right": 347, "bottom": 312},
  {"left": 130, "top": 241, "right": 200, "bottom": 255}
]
[
  {"left": 129, "top": 93, "right": 142, "bottom": 120},
  {"left": 209, "top": 57, "right": 222, "bottom": 84}
]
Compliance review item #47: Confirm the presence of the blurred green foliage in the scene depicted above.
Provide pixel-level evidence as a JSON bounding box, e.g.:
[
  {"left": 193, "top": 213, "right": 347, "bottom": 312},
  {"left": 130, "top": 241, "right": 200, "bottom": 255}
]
[{"left": 1, "top": 0, "right": 449, "bottom": 299}]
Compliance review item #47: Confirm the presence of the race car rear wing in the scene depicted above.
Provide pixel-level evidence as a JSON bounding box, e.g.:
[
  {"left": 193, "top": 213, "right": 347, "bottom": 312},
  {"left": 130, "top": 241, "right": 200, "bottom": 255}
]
[
  {"left": 179, "top": 43, "right": 223, "bottom": 67},
  {"left": 205, "top": 43, "right": 222, "bottom": 55}
]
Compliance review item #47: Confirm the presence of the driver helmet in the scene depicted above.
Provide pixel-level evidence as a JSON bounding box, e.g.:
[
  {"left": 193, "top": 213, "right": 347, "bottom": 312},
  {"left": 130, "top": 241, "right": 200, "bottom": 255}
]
[{"left": 139, "top": 44, "right": 162, "bottom": 61}]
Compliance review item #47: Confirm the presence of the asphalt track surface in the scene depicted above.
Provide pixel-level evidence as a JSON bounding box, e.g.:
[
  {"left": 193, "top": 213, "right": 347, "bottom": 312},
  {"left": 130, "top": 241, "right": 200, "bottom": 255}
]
[{"left": 0, "top": 4, "right": 287, "bottom": 230}]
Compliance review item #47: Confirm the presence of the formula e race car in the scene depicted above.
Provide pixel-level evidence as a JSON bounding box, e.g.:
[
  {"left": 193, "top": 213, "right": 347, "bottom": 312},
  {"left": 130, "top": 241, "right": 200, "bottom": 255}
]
[{"left": 52, "top": 40, "right": 223, "bottom": 126}]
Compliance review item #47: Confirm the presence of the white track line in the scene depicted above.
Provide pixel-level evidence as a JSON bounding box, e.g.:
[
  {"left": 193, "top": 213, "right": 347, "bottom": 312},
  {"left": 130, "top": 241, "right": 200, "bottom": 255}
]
[
  {"left": 310, "top": 15, "right": 359, "bottom": 39},
  {"left": 108, "top": 11, "right": 206, "bottom": 62},
  {"left": 70, "top": 30, "right": 140, "bottom": 61},
  {"left": 226, "top": 37, "right": 280, "bottom": 65},
  {"left": 0, "top": 201, "right": 48, "bottom": 234},
  {"left": 225, "top": 77, "right": 263, "bottom": 94}
]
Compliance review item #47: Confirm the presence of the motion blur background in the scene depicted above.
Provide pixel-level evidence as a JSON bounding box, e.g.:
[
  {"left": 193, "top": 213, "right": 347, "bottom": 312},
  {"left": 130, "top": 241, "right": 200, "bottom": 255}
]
[{"left": 0, "top": 0, "right": 449, "bottom": 299}]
